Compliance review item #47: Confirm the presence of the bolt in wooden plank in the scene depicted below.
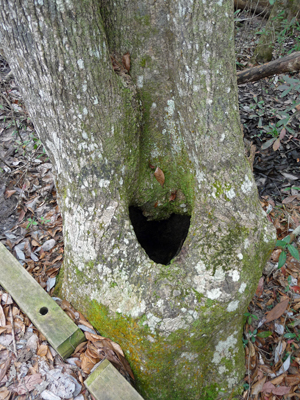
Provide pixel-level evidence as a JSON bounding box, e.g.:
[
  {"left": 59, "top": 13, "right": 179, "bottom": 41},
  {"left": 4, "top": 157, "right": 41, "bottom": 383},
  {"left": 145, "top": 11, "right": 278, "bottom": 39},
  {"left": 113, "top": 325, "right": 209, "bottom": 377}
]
[
  {"left": 0, "top": 242, "right": 85, "bottom": 359},
  {"left": 85, "top": 359, "right": 144, "bottom": 400}
]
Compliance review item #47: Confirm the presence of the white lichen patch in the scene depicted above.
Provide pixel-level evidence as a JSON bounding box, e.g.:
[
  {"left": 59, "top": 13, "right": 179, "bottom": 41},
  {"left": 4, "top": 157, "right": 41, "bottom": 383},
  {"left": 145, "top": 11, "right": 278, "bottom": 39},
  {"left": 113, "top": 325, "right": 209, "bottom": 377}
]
[
  {"left": 99, "top": 179, "right": 110, "bottom": 188},
  {"left": 241, "top": 175, "right": 253, "bottom": 194},
  {"left": 228, "top": 270, "right": 240, "bottom": 282},
  {"left": 99, "top": 201, "right": 118, "bottom": 228},
  {"left": 227, "top": 300, "right": 239, "bottom": 312},
  {"left": 239, "top": 283, "right": 247, "bottom": 293},
  {"left": 212, "top": 333, "right": 238, "bottom": 364},
  {"left": 160, "top": 314, "right": 193, "bottom": 335},
  {"left": 163, "top": 98, "right": 182, "bottom": 154},
  {"left": 225, "top": 188, "right": 235, "bottom": 199},
  {"left": 181, "top": 352, "right": 198, "bottom": 361},
  {"left": 137, "top": 75, "right": 144, "bottom": 88},
  {"left": 144, "top": 313, "right": 162, "bottom": 333},
  {"left": 244, "top": 238, "right": 250, "bottom": 249},
  {"left": 237, "top": 253, "right": 243, "bottom": 260},
  {"left": 77, "top": 59, "right": 84, "bottom": 69},
  {"left": 196, "top": 170, "right": 205, "bottom": 183},
  {"left": 206, "top": 288, "right": 222, "bottom": 300}
]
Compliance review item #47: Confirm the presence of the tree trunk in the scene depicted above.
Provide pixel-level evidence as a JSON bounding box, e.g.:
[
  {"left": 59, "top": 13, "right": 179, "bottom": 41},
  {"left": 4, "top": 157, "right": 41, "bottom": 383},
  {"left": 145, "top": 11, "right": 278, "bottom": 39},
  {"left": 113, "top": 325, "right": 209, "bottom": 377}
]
[{"left": 0, "top": 1, "right": 275, "bottom": 399}]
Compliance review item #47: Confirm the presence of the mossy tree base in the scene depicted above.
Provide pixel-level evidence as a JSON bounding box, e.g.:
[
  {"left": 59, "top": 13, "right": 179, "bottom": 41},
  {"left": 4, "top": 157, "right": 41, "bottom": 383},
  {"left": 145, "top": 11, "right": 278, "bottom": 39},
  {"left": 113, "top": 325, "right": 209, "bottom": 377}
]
[{"left": 0, "top": 0, "right": 276, "bottom": 398}]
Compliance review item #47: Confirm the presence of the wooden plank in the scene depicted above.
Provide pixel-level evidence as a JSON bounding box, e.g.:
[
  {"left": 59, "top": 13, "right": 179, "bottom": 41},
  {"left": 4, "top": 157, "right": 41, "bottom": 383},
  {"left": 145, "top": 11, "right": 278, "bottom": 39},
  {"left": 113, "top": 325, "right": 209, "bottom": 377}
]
[
  {"left": 85, "top": 359, "right": 144, "bottom": 400},
  {"left": 0, "top": 242, "right": 85, "bottom": 359}
]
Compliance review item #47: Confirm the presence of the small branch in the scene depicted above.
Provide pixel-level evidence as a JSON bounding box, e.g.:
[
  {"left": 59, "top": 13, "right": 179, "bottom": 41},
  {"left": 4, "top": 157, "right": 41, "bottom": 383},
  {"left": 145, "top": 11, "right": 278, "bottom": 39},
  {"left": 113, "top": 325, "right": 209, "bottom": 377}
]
[
  {"left": 10, "top": 305, "right": 17, "bottom": 357},
  {"left": 234, "top": 0, "right": 271, "bottom": 18},
  {"left": 237, "top": 51, "right": 300, "bottom": 85},
  {"left": 0, "top": 156, "right": 11, "bottom": 168}
]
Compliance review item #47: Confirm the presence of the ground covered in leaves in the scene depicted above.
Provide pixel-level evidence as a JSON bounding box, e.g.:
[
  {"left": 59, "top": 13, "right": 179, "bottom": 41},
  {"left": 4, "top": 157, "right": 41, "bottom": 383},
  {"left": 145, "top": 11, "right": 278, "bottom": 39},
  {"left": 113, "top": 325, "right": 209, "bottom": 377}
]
[{"left": 0, "top": 8, "right": 300, "bottom": 400}]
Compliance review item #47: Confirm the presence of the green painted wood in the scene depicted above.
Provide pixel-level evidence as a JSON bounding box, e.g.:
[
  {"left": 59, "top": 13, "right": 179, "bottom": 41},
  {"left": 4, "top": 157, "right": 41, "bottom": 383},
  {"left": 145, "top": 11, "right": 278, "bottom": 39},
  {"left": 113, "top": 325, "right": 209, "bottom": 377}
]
[
  {"left": 85, "top": 359, "right": 144, "bottom": 400},
  {"left": 0, "top": 242, "right": 85, "bottom": 359}
]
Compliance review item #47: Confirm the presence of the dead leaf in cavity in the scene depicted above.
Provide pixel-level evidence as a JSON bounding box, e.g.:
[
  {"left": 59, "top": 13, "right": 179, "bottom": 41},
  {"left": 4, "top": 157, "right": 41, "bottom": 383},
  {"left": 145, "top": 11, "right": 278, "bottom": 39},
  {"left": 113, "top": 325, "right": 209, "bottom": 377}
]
[
  {"left": 255, "top": 277, "right": 264, "bottom": 297},
  {"left": 169, "top": 191, "right": 177, "bottom": 202},
  {"left": 271, "top": 249, "right": 282, "bottom": 262},
  {"left": 37, "top": 344, "right": 48, "bottom": 357},
  {"left": 273, "top": 138, "right": 281, "bottom": 151},
  {"left": 265, "top": 298, "right": 289, "bottom": 323},
  {"left": 5, "top": 190, "right": 16, "bottom": 199},
  {"left": 251, "top": 376, "right": 267, "bottom": 395},
  {"left": 154, "top": 167, "right": 165, "bottom": 186},
  {"left": 122, "top": 52, "right": 130, "bottom": 72},
  {"left": 154, "top": 201, "right": 158, "bottom": 208},
  {"left": 0, "top": 305, "right": 6, "bottom": 327}
]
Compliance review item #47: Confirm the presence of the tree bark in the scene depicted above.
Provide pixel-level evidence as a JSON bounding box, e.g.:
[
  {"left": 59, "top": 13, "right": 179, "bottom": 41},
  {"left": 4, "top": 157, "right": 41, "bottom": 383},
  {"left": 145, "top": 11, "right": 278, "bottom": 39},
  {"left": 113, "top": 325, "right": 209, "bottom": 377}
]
[
  {"left": 0, "top": 0, "right": 275, "bottom": 399},
  {"left": 237, "top": 51, "right": 300, "bottom": 84}
]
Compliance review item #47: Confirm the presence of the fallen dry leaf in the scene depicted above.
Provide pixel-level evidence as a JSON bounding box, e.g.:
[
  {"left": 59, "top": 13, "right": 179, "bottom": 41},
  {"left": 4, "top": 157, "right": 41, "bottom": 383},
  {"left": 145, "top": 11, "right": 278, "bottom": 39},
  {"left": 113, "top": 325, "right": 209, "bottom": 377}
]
[
  {"left": 265, "top": 298, "right": 289, "bottom": 323},
  {"left": 12, "top": 374, "right": 43, "bottom": 395},
  {"left": 154, "top": 167, "right": 165, "bottom": 186},
  {"left": 169, "top": 191, "right": 177, "bottom": 201},
  {"left": 37, "top": 344, "right": 48, "bottom": 357},
  {"left": 80, "top": 353, "right": 97, "bottom": 374},
  {"left": 85, "top": 332, "right": 105, "bottom": 342},
  {"left": 0, "top": 387, "right": 10, "bottom": 400},
  {"left": 0, "top": 304, "right": 6, "bottom": 327},
  {"left": 5, "top": 189, "right": 16, "bottom": 198},
  {"left": 273, "top": 138, "right": 281, "bottom": 151},
  {"left": 282, "top": 195, "right": 299, "bottom": 204},
  {"left": 122, "top": 52, "right": 130, "bottom": 72},
  {"left": 255, "top": 277, "right": 264, "bottom": 297},
  {"left": 251, "top": 376, "right": 267, "bottom": 395}
]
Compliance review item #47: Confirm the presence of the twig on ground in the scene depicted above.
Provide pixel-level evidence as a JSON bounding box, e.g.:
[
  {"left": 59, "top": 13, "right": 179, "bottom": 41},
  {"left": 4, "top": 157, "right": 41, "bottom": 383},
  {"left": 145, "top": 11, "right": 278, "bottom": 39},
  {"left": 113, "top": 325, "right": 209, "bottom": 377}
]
[{"left": 10, "top": 304, "right": 17, "bottom": 357}]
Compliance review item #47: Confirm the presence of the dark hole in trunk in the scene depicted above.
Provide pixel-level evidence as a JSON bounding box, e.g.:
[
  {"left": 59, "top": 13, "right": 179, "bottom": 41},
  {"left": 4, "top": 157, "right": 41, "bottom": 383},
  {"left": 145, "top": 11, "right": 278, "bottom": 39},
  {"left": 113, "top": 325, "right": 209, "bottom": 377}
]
[{"left": 129, "top": 206, "right": 190, "bottom": 265}]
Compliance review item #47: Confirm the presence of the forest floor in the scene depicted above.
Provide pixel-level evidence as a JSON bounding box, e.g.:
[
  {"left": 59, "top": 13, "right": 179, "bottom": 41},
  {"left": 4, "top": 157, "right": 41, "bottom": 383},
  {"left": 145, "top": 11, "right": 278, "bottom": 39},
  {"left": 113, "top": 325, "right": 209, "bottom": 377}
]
[{"left": 0, "top": 9, "right": 300, "bottom": 400}]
